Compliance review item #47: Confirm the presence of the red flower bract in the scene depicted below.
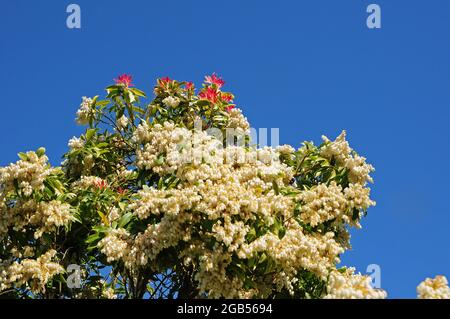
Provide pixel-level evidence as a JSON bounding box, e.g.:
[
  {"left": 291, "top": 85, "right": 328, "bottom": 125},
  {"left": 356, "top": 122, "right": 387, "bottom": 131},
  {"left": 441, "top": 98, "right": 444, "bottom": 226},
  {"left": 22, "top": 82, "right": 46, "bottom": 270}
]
[
  {"left": 95, "top": 180, "right": 107, "bottom": 190},
  {"left": 159, "top": 77, "right": 171, "bottom": 85},
  {"left": 186, "top": 82, "right": 194, "bottom": 90},
  {"left": 221, "top": 93, "right": 234, "bottom": 103},
  {"left": 205, "top": 73, "right": 225, "bottom": 88},
  {"left": 226, "top": 104, "right": 236, "bottom": 112},
  {"left": 114, "top": 74, "right": 133, "bottom": 87},
  {"left": 199, "top": 87, "right": 219, "bottom": 104}
]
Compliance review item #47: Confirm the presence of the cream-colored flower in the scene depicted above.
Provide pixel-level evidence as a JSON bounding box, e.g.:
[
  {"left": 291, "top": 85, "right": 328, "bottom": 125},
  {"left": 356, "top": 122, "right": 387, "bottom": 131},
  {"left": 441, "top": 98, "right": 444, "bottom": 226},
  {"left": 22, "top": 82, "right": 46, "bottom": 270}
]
[
  {"left": 76, "top": 96, "right": 94, "bottom": 125},
  {"left": 417, "top": 276, "right": 450, "bottom": 299},
  {"left": 68, "top": 136, "right": 84, "bottom": 150},
  {"left": 117, "top": 115, "right": 129, "bottom": 130},
  {"left": 163, "top": 96, "right": 180, "bottom": 108},
  {"left": 321, "top": 131, "right": 374, "bottom": 185},
  {"left": 324, "top": 268, "right": 387, "bottom": 299},
  {"left": 0, "top": 250, "right": 64, "bottom": 294}
]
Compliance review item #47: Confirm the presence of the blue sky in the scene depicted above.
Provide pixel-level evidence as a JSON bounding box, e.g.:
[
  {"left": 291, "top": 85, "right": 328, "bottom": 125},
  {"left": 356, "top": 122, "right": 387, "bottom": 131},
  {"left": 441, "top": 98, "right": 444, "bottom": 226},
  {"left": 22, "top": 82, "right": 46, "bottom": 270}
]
[{"left": 1, "top": 0, "right": 449, "bottom": 298}]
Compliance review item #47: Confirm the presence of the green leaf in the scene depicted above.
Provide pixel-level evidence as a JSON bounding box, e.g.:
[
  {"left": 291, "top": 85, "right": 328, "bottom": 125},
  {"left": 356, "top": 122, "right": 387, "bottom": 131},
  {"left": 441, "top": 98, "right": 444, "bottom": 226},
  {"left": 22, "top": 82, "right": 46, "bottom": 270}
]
[
  {"left": 155, "top": 154, "right": 165, "bottom": 165},
  {"left": 18, "top": 152, "right": 28, "bottom": 161},
  {"left": 96, "top": 100, "right": 110, "bottom": 108},
  {"left": 85, "top": 233, "right": 100, "bottom": 244},
  {"left": 96, "top": 142, "right": 109, "bottom": 148},
  {"left": 85, "top": 128, "right": 97, "bottom": 141},
  {"left": 272, "top": 181, "right": 280, "bottom": 195},
  {"left": 36, "top": 147, "right": 46, "bottom": 157},
  {"left": 118, "top": 212, "right": 133, "bottom": 228},
  {"left": 92, "top": 225, "right": 109, "bottom": 233},
  {"left": 132, "top": 106, "right": 146, "bottom": 115},
  {"left": 196, "top": 100, "right": 210, "bottom": 107},
  {"left": 91, "top": 95, "right": 99, "bottom": 107},
  {"left": 130, "top": 88, "right": 146, "bottom": 97},
  {"left": 157, "top": 177, "right": 163, "bottom": 189},
  {"left": 106, "top": 85, "right": 118, "bottom": 90},
  {"left": 98, "top": 211, "right": 108, "bottom": 225}
]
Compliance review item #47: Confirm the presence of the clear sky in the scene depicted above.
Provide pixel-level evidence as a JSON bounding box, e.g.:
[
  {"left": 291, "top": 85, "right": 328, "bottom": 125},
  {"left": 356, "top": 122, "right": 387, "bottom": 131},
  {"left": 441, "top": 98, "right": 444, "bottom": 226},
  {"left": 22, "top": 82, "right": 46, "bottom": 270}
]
[{"left": 1, "top": 0, "right": 449, "bottom": 298}]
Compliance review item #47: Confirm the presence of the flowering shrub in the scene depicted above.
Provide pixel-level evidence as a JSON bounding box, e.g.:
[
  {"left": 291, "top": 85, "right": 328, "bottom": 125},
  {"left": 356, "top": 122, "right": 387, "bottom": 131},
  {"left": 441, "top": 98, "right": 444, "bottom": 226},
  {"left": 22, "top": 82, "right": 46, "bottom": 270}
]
[{"left": 0, "top": 74, "right": 448, "bottom": 299}]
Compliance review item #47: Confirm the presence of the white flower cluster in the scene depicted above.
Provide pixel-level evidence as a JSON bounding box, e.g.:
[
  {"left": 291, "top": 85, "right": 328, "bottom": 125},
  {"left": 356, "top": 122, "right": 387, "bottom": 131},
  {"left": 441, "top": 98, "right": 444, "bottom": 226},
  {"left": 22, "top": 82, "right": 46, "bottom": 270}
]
[
  {"left": 0, "top": 151, "right": 54, "bottom": 198},
  {"left": 321, "top": 131, "right": 374, "bottom": 184},
  {"left": 162, "top": 96, "right": 180, "bottom": 108},
  {"left": 107, "top": 207, "right": 121, "bottom": 222},
  {"left": 116, "top": 115, "right": 129, "bottom": 130},
  {"left": 29, "top": 200, "right": 73, "bottom": 239},
  {"left": 212, "top": 218, "right": 249, "bottom": 251},
  {"left": 98, "top": 229, "right": 131, "bottom": 263},
  {"left": 133, "top": 121, "right": 290, "bottom": 180},
  {"left": 97, "top": 213, "right": 189, "bottom": 269},
  {"left": 76, "top": 96, "right": 94, "bottom": 125},
  {"left": 68, "top": 136, "right": 85, "bottom": 150},
  {"left": 134, "top": 121, "right": 213, "bottom": 174},
  {"left": 0, "top": 250, "right": 64, "bottom": 294},
  {"left": 417, "top": 275, "right": 450, "bottom": 299},
  {"left": 95, "top": 117, "right": 380, "bottom": 298},
  {"left": 0, "top": 198, "right": 73, "bottom": 240},
  {"left": 324, "top": 268, "right": 387, "bottom": 299},
  {"left": 0, "top": 199, "right": 34, "bottom": 238},
  {"left": 0, "top": 152, "right": 73, "bottom": 239},
  {"left": 299, "top": 182, "right": 375, "bottom": 227},
  {"left": 184, "top": 245, "right": 250, "bottom": 299},
  {"left": 130, "top": 187, "right": 201, "bottom": 219},
  {"left": 132, "top": 120, "right": 152, "bottom": 143},
  {"left": 72, "top": 175, "right": 105, "bottom": 189},
  {"left": 227, "top": 108, "right": 250, "bottom": 133},
  {"left": 238, "top": 227, "right": 345, "bottom": 281}
]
